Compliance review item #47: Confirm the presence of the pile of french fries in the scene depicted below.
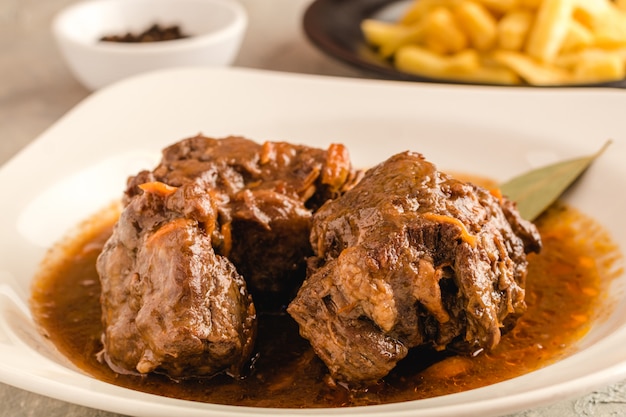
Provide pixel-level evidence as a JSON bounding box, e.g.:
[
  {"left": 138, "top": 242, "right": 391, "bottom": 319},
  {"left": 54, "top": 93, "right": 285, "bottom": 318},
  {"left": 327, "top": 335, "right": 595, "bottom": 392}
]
[{"left": 361, "top": 0, "right": 626, "bottom": 85}]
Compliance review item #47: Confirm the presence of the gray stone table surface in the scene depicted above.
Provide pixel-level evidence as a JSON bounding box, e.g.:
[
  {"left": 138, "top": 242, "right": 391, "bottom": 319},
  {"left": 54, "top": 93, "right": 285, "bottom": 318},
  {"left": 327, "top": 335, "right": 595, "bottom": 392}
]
[{"left": 1, "top": 0, "right": 626, "bottom": 416}]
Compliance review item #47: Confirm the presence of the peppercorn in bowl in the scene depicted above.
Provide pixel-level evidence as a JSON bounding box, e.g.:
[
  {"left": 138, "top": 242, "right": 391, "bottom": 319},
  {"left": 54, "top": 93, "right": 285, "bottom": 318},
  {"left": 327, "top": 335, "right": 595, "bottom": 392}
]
[{"left": 52, "top": 0, "right": 248, "bottom": 90}]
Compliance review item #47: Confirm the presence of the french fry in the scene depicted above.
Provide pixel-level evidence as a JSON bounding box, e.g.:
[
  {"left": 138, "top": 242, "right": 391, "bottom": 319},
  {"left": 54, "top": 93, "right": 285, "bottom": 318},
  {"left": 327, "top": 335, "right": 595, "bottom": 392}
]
[
  {"left": 492, "top": 50, "right": 572, "bottom": 84},
  {"left": 361, "top": 19, "right": 425, "bottom": 58},
  {"left": 421, "top": 38, "right": 448, "bottom": 55},
  {"left": 361, "top": 0, "right": 626, "bottom": 85},
  {"left": 422, "top": 7, "right": 468, "bottom": 53},
  {"left": 396, "top": 45, "right": 520, "bottom": 84},
  {"left": 589, "top": 8, "right": 626, "bottom": 48},
  {"left": 395, "top": 45, "right": 478, "bottom": 76},
  {"left": 475, "top": 0, "right": 521, "bottom": 14},
  {"left": 399, "top": 0, "right": 438, "bottom": 25},
  {"left": 616, "top": 0, "right": 626, "bottom": 12},
  {"left": 518, "top": 0, "right": 543, "bottom": 9},
  {"left": 557, "top": 47, "right": 626, "bottom": 69},
  {"left": 400, "top": 0, "right": 457, "bottom": 25},
  {"left": 525, "top": 0, "right": 573, "bottom": 62},
  {"left": 611, "top": 47, "right": 626, "bottom": 60},
  {"left": 497, "top": 9, "right": 533, "bottom": 51},
  {"left": 457, "top": 62, "right": 522, "bottom": 83},
  {"left": 571, "top": 0, "right": 612, "bottom": 29},
  {"left": 454, "top": 1, "right": 498, "bottom": 50},
  {"left": 572, "top": 0, "right": 612, "bottom": 18},
  {"left": 361, "top": 19, "right": 400, "bottom": 47},
  {"left": 572, "top": 50, "right": 626, "bottom": 83},
  {"left": 560, "top": 20, "right": 594, "bottom": 52}
]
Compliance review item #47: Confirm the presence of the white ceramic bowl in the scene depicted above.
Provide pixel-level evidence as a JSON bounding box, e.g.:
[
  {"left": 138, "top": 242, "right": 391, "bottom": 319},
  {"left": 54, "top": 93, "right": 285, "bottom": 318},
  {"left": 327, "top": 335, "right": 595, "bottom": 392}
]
[{"left": 52, "top": 0, "right": 248, "bottom": 90}]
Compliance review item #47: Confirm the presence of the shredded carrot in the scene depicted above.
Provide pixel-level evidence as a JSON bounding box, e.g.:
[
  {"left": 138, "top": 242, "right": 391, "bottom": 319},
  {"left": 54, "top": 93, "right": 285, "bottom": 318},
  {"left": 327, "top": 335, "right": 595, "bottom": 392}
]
[
  {"left": 570, "top": 313, "right": 588, "bottom": 323},
  {"left": 146, "top": 218, "right": 189, "bottom": 244},
  {"left": 581, "top": 287, "right": 599, "bottom": 296},
  {"left": 578, "top": 256, "right": 595, "bottom": 269},
  {"left": 489, "top": 188, "right": 503, "bottom": 201},
  {"left": 259, "top": 141, "right": 274, "bottom": 165},
  {"left": 337, "top": 301, "right": 358, "bottom": 315},
  {"left": 322, "top": 143, "right": 350, "bottom": 190},
  {"left": 221, "top": 222, "right": 232, "bottom": 257},
  {"left": 138, "top": 181, "right": 178, "bottom": 196},
  {"left": 422, "top": 212, "right": 477, "bottom": 247}
]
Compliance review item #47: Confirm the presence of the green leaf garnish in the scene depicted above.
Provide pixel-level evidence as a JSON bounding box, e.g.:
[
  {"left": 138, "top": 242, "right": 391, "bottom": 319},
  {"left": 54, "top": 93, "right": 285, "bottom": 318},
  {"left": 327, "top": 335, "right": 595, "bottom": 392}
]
[{"left": 500, "top": 140, "right": 611, "bottom": 221}]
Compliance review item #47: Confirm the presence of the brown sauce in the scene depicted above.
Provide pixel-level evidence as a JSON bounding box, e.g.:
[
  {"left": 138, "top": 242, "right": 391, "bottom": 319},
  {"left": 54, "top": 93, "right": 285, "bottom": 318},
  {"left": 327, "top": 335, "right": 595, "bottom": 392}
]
[{"left": 30, "top": 201, "right": 622, "bottom": 408}]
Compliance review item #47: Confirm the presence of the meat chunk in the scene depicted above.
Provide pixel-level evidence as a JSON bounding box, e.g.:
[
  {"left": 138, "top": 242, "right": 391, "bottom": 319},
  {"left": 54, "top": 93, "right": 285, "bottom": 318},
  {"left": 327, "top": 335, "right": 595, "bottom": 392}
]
[
  {"left": 97, "top": 179, "right": 256, "bottom": 378},
  {"left": 287, "top": 151, "right": 542, "bottom": 385},
  {"left": 126, "top": 135, "right": 359, "bottom": 308},
  {"left": 97, "top": 135, "right": 360, "bottom": 378}
]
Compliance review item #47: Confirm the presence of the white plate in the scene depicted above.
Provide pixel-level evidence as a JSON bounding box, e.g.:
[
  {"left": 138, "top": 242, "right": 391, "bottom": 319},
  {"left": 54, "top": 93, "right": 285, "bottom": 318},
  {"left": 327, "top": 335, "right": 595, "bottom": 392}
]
[{"left": 1, "top": 67, "right": 625, "bottom": 417}]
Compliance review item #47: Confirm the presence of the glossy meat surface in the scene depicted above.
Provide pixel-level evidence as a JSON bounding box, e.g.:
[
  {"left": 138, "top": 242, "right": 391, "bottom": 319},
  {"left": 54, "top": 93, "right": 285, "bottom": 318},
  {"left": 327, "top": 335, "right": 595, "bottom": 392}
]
[
  {"left": 97, "top": 179, "right": 256, "bottom": 378},
  {"left": 96, "top": 135, "right": 359, "bottom": 378},
  {"left": 126, "top": 135, "right": 359, "bottom": 307},
  {"left": 288, "top": 151, "right": 542, "bottom": 384}
]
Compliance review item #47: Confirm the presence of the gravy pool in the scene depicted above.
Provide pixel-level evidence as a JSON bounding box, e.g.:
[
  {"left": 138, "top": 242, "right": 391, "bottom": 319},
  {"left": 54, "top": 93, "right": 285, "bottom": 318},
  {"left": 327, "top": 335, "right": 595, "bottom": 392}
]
[{"left": 30, "top": 201, "right": 621, "bottom": 407}]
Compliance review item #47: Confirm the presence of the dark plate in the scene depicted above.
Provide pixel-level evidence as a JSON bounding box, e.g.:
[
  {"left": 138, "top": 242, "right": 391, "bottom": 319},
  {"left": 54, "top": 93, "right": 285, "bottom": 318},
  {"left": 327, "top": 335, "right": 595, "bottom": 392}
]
[{"left": 303, "top": 0, "right": 626, "bottom": 88}]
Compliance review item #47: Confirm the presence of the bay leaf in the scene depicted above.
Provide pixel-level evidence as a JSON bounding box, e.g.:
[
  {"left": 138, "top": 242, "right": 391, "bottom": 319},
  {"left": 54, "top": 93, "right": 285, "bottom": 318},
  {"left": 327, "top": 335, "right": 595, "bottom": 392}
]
[{"left": 499, "top": 140, "right": 611, "bottom": 221}]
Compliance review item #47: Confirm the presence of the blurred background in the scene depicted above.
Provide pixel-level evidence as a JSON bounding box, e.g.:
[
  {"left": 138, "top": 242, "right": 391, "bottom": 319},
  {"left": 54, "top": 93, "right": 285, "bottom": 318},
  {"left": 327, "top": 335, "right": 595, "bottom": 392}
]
[{"left": 0, "top": 0, "right": 362, "bottom": 167}]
